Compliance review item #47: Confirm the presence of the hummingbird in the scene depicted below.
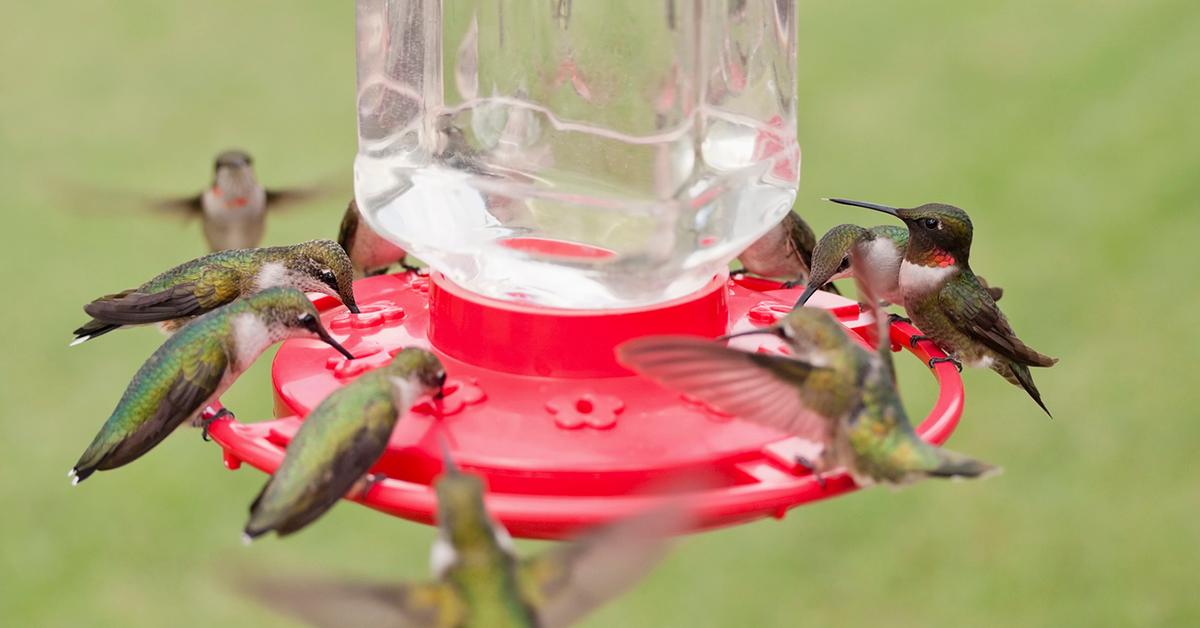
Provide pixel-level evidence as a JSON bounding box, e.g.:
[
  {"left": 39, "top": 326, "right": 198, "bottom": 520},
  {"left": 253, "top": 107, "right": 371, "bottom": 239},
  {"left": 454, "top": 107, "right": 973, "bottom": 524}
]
[
  {"left": 736, "top": 211, "right": 831, "bottom": 289},
  {"left": 71, "top": 239, "right": 359, "bottom": 345},
  {"left": 243, "top": 449, "right": 685, "bottom": 627},
  {"left": 338, "top": 198, "right": 420, "bottom": 277},
  {"left": 67, "top": 287, "right": 355, "bottom": 485},
  {"left": 155, "top": 149, "right": 320, "bottom": 251},
  {"left": 827, "top": 198, "right": 1058, "bottom": 416},
  {"left": 243, "top": 348, "right": 447, "bottom": 541},
  {"left": 794, "top": 223, "right": 1003, "bottom": 309},
  {"left": 618, "top": 255, "right": 995, "bottom": 486}
]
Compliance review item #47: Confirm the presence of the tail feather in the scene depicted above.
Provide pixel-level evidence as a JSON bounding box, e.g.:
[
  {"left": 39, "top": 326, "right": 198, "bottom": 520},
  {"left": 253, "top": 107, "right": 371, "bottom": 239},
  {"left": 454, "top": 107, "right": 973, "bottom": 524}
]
[
  {"left": 71, "top": 320, "right": 122, "bottom": 345},
  {"left": 1005, "top": 361, "right": 1053, "bottom": 417},
  {"left": 925, "top": 448, "right": 999, "bottom": 480}
]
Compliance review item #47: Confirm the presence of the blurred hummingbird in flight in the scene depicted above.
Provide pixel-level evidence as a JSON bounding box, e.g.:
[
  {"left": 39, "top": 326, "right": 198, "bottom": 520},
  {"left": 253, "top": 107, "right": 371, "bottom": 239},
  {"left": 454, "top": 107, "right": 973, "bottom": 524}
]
[
  {"left": 155, "top": 149, "right": 322, "bottom": 251},
  {"left": 827, "top": 198, "right": 1058, "bottom": 416},
  {"left": 338, "top": 198, "right": 421, "bottom": 278},
  {"left": 68, "top": 287, "right": 355, "bottom": 485},
  {"left": 737, "top": 210, "right": 836, "bottom": 291},
  {"left": 71, "top": 239, "right": 359, "bottom": 345},
  {"left": 619, "top": 254, "right": 995, "bottom": 486},
  {"left": 243, "top": 348, "right": 446, "bottom": 541},
  {"left": 244, "top": 445, "right": 686, "bottom": 627},
  {"left": 794, "top": 223, "right": 1003, "bottom": 310}
]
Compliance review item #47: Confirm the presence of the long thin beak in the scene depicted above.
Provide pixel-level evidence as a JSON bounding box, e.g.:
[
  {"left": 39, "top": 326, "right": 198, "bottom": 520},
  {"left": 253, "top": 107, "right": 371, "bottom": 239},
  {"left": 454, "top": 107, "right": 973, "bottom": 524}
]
[
  {"left": 794, "top": 283, "right": 820, "bottom": 308},
  {"left": 824, "top": 198, "right": 900, "bottom": 216},
  {"left": 345, "top": 300, "right": 360, "bottom": 314},
  {"left": 437, "top": 435, "right": 460, "bottom": 475},
  {"left": 433, "top": 373, "right": 447, "bottom": 399},
  {"left": 310, "top": 322, "right": 355, "bottom": 360},
  {"left": 718, "top": 327, "right": 786, "bottom": 342}
]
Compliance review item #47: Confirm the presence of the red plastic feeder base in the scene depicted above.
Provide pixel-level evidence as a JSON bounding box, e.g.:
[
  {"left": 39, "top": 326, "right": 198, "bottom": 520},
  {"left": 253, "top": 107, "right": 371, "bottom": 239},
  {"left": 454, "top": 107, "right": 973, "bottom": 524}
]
[{"left": 207, "top": 271, "right": 965, "bottom": 539}]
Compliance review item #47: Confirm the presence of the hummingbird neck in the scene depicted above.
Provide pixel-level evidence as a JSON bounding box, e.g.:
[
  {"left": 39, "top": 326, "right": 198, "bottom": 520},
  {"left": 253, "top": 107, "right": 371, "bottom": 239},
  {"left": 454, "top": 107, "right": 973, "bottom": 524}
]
[{"left": 906, "top": 245, "right": 959, "bottom": 269}]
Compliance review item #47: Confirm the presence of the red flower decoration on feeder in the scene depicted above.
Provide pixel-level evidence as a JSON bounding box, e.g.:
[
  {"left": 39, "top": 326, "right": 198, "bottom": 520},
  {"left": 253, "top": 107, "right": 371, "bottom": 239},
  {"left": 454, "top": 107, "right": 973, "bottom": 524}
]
[
  {"left": 747, "top": 301, "right": 792, "bottom": 326},
  {"left": 412, "top": 378, "right": 486, "bottom": 417},
  {"left": 325, "top": 341, "right": 387, "bottom": 379},
  {"left": 328, "top": 305, "right": 407, "bottom": 331},
  {"left": 546, "top": 393, "right": 624, "bottom": 430}
]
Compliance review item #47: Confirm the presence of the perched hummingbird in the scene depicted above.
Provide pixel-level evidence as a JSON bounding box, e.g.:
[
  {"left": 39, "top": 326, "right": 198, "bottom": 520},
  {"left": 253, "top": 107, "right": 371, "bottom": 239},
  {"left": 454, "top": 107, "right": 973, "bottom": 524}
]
[
  {"left": 71, "top": 239, "right": 359, "bottom": 345},
  {"left": 68, "top": 287, "right": 355, "bottom": 484},
  {"left": 794, "top": 223, "right": 1003, "bottom": 309},
  {"left": 243, "top": 348, "right": 446, "bottom": 541},
  {"left": 244, "top": 451, "right": 684, "bottom": 627},
  {"left": 618, "top": 256, "right": 995, "bottom": 486},
  {"left": 155, "top": 149, "right": 320, "bottom": 251},
  {"left": 338, "top": 198, "right": 420, "bottom": 277},
  {"left": 828, "top": 198, "right": 1058, "bottom": 416},
  {"left": 737, "top": 211, "right": 831, "bottom": 289}
]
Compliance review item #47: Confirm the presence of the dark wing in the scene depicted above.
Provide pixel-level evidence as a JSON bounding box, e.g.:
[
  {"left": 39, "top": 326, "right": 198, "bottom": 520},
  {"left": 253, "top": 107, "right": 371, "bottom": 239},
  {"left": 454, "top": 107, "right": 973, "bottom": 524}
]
[
  {"left": 243, "top": 577, "right": 446, "bottom": 628},
  {"left": 73, "top": 346, "right": 227, "bottom": 479},
  {"left": 940, "top": 277, "right": 1056, "bottom": 367},
  {"left": 785, "top": 211, "right": 818, "bottom": 270},
  {"left": 82, "top": 268, "right": 241, "bottom": 325},
  {"left": 338, "top": 200, "right": 360, "bottom": 252},
  {"left": 520, "top": 500, "right": 690, "bottom": 628},
  {"left": 617, "top": 336, "right": 832, "bottom": 442}
]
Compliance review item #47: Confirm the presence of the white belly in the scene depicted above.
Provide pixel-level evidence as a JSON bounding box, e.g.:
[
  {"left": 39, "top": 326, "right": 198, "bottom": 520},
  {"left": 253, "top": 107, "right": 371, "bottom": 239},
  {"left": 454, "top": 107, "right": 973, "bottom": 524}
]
[{"left": 899, "top": 260, "right": 957, "bottom": 294}]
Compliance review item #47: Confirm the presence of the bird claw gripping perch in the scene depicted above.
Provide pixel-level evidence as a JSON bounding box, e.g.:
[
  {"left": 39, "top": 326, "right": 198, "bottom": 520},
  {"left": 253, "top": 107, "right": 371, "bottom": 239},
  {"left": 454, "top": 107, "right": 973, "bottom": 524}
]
[
  {"left": 887, "top": 313, "right": 912, "bottom": 324},
  {"left": 928, "top": 356, "right": 963, "bottom": 373},
  {"left": 201, "top": 408, "right": 235, "bottom": 442},
  {"left": 794, "top": 456, "right": 826, "bottom": 491},
  {"left": 909, "top": 334, "right": 930, "bottom": 349}
]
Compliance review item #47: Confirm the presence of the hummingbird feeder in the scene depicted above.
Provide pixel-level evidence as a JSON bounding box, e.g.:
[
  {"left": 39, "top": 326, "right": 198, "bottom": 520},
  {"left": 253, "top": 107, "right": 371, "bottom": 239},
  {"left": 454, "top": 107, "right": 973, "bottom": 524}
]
[{"left": 207, "top": 0, "right": 967, "bottom": 539}]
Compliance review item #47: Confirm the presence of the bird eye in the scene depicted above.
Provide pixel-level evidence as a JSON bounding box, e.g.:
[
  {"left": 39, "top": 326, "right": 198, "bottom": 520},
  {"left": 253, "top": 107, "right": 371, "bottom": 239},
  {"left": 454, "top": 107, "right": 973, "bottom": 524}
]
[
  {"left": 838, "top": 257, "right": 850, "bottom": 272},
  {"left": 296, "top": 313, "right": 313, "bottom": 325},
  {"left": 319, "top": 269, "right": 336, "bottom": 283},
  {"left": 921, "top": 217, "right": 939, "bottom": 230}
]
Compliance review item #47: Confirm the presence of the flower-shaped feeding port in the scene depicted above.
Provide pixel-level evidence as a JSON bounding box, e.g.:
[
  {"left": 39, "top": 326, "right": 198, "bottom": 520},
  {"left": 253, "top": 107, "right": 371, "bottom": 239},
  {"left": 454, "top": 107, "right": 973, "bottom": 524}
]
[
  {"left": 412, "top": 378, "right": 486, "bottom": 418},
  {"left": 327, "top": 304, "right": 407, "bottom": 331},
  {"left": 546, "top": 393, "right": 625, "bottom": 430},
  {"left": 325, "top": 341, "right": 386, "bottom": 379}
]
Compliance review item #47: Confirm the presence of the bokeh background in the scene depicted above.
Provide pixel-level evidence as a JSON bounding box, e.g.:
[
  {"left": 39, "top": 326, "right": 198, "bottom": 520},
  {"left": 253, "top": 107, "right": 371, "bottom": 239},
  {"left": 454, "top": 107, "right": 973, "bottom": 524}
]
[{"left": 2, "top": 1, "right": 1197, "bottom": 626}]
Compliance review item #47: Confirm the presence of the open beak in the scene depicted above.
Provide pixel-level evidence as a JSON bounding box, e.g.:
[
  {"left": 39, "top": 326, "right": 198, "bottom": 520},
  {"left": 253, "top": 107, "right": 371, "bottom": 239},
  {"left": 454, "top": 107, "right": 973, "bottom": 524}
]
[
  {"left": 718, "top": 327, "right": 787, "bottom": 342},
  {"left": 307, "top": 319, "right": 355, "bottom": 360},
  {"left": 825, "top": 198, "right": 900, "bottom": 217}
]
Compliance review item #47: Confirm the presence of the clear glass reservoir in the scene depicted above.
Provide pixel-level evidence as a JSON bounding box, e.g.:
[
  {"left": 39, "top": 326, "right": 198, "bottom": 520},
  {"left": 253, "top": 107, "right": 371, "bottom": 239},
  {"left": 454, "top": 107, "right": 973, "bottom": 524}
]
[{"left": 354, "top": 0, "right": 799, "bottom": 308}]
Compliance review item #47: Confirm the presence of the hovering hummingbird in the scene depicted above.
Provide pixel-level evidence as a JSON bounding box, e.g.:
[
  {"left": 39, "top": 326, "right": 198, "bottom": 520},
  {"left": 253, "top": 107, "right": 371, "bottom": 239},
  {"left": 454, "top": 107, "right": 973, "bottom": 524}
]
[
  {"left": 338, "top": 198, "right": 420, "bottom": 277},
  {"left": 68, "top": 287, "right": 355, "bottom": 485},
  {"left": 618, "top": 255, "right": 995, "bottom": 486},
  {"left": 243, "top": 348, "right": 446, "bottom": 541},
  {"left": 244, "top": 449, "right": 685, "bottom": 627},
  {"left": 71, "top": 239, "right": 359, "bottom": 346},
  {"left": 155, "top": 149, "right": 321, "bottom": 251},
  {"left": 794, "top": 223, "right": 1003, "bottom": 309},
  {"left": 737, "top": 211, "right": 831, "bottom": 290},
  {"left": 827, "top": 198, "right": 1058, "bottom": 416}
]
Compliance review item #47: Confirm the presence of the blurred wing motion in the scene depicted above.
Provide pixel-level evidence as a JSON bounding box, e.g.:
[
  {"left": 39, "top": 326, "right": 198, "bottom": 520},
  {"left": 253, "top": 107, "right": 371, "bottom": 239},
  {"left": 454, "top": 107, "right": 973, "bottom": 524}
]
[
  {"left": 151, "top": 193, "right": 205, "bottom": 218},
  {"left": 244, "top": 577, "right": 448, "bottom": 628},
  {"left": 617, "top": 336, "right": 831, "bottom": 443},
  {"left": 265, "top": 185, "right": 332, "bottom": 211},
  {"left": 519, "top": 500, "right": 691, "bottom": 628}
]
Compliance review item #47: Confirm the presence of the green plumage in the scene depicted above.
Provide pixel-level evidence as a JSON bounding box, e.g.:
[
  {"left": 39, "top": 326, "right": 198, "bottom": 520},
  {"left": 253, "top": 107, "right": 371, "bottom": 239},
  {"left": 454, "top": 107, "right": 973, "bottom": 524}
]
[{"left": 72, "top": 239, "right": 357, "bottom": 343}]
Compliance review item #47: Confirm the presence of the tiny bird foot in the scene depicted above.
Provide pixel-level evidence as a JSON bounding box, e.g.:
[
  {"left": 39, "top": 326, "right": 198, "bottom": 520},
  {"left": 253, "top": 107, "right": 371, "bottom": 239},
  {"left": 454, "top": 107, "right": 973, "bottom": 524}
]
[
  {"left": 928, "top": 356, "right": 963, "bottom": 372},
  {"left": 780, "top": 279, "right": 801, "bottom": 289},
  {"left": 888, "top": 313, "right": 912, "bottom": 324},
  {"left": 350, "top": 473, "right": 388, "bottom": 499},
  {"left": 909, "top": 334, "right": 930, "bottom": 348},
  {"left": 201, "top": 408, "right": 234, "bottom": 442},
  {"left": 795, "top": 456, "right": 826, "bottom": 490}
]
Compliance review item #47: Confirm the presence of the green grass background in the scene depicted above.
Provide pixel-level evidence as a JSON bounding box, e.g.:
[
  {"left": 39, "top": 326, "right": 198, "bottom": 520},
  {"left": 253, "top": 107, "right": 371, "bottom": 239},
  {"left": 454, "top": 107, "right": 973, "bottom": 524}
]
[{"left": 2, "top": 1, "right": 1197, "bottom": 626}]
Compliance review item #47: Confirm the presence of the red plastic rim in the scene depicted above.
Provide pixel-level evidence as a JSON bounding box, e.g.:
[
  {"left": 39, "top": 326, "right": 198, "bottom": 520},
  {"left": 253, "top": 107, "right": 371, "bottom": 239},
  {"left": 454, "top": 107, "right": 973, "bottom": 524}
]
[{"left": 208, "top": 271, "right": 966, "bottom": 539}]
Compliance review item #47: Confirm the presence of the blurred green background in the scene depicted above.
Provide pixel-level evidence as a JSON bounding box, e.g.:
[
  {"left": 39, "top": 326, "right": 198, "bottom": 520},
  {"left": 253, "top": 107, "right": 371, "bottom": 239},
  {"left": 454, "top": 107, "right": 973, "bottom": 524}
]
[{"left": 2, "top": 1, "right": 1197, "bottom": 626}]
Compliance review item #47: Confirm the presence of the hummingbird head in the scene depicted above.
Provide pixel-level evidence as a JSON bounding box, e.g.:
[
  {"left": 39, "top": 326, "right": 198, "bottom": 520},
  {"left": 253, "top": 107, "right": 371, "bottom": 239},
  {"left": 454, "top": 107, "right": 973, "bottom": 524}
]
[
  {"left": 284, "top": 240, "right": 360, "bottom": 313},
  {"left": 775, "top": 308, "right": 857, "bottom": 366},
  {"left": 826, "top": 199, "right": 973, "bottom": 267},
  {"left": 387, "top": 348, "right": 447, "bottom": 399},
  {"left": 795, "top": 224, "right": 868, "bottom": 306},
  {"left": 246, "top": 287, "right": 355, "bottom": 360},
  {"left": 212, "top": 149, "right": 258, "bottom": 193}
]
